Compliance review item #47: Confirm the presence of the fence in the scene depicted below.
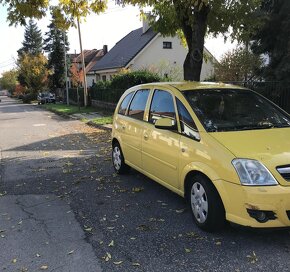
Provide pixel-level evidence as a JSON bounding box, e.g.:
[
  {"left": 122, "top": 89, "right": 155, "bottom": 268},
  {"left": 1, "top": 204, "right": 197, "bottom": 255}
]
[
  {"left": 228, "top": 82, "right": 290, "bottom": 113},
  {"left": 63, "top": 88, "right": 84, "bottom": 106},
  {"left": 85, "top": 82, "right": 290, "bottom": 114},
  {"left": 90, "top": 88, "right": 125, "bottom": 104}
]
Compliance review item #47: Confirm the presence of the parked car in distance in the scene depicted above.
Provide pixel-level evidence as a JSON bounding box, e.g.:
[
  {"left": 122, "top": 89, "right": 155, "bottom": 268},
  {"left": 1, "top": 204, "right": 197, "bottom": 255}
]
[
  {"left": 112, "top": 82, "right": 290, "bottom": 231},
  {"left": 37, "top": 92, "right": 56, "bottom": 104}
]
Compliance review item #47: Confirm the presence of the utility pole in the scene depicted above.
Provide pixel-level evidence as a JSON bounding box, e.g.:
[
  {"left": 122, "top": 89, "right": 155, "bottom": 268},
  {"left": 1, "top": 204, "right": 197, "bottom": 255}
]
[
  {"left": 63, "top": 31, "right": 69, "bottom": 105},
  {"left": 77, "top": 18, "right": 88, "bottom": 107}
]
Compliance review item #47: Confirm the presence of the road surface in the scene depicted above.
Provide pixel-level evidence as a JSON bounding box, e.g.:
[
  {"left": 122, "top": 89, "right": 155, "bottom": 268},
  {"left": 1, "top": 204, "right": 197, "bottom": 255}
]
[{"left": 0, "top": 96, "right": 290, "bottom": 272}]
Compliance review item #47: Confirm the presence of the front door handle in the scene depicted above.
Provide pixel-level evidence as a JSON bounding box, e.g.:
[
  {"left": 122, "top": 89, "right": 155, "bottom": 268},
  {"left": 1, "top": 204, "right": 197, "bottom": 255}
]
[{"left": 121, "top": 125, "right": 126, "bottom": 130}]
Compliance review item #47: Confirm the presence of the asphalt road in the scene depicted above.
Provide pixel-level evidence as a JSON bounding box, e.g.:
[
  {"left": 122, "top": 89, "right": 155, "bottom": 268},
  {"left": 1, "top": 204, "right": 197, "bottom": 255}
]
[{"left": 0, "top": 96, "right": 290, "bottom": 272}]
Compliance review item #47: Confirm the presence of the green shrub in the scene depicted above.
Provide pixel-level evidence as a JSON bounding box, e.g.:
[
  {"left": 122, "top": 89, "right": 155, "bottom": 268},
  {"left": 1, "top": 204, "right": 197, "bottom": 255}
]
[
  {"left": 92, "top": 80, "right": 111, "bottom": 89},
  {"left": 22, "top": 93, "right": 37, "bottom": 103},
  {"left": 110, "top": 70, "right": 162, "bottom": 89}
]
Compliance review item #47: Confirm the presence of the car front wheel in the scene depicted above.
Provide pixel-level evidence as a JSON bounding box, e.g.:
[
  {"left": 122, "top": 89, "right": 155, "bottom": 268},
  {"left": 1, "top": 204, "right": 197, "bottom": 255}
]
[
  {"left": 187, "top": 174, "right": 225, "bottom": 232},
  {"left": 112, "top": 142, "right": 130, "bottom": 174}
]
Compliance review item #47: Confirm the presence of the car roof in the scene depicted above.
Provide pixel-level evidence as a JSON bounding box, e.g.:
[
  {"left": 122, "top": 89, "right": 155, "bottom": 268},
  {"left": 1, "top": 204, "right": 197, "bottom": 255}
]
[{"left": 138, "top": 81, "right": 247, "bottom": 92}]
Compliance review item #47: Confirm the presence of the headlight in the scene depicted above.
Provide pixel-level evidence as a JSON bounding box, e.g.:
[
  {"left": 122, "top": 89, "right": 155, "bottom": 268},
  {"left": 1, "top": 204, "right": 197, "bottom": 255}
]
[{"left": 232, "top": 159, "right": 278, "bottom": 186}]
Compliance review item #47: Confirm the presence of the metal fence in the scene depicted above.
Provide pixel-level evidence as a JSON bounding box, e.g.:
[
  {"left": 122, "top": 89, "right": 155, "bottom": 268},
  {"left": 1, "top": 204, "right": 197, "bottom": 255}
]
[
  {"left": 87, "top": 82, "right": 290, "bottom": 114},
  {"left": 90, "top": 88, "right": 125, "bottom": 104},
  {"left": 64, "top": 88, "right": 85, "bottom": 106},
  {"left": 228, "top": 82, "right": 290, "bottom": 113}
]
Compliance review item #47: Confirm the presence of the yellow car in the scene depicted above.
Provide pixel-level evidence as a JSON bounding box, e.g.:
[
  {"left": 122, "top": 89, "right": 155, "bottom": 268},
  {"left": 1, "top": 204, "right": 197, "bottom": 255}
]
[{"left": 111, "top": 82, "right": 290, "bottom": 231}]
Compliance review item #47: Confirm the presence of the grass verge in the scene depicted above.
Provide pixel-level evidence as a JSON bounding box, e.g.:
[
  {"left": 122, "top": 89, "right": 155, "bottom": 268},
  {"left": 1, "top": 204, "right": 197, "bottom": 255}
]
[
  {"left": 82, "top": 116, "right": 113, "bottom": 125},
  {"left": 42, "top": 103, "right": 95, "bottom": 115}
]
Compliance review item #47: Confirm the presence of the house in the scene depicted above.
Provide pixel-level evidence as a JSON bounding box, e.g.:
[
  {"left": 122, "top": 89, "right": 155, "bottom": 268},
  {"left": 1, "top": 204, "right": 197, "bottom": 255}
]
[
  {"left": 89, "top": 20, "right": 217, "bottom": 82},
  {"left": 67, "top": 47, "right": 107, "bottom": 87}
]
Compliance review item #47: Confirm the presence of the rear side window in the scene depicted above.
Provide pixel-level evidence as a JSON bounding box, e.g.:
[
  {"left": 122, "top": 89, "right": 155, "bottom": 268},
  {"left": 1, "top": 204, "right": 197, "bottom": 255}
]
[
  {"left": 149, "top": 89, "right": 176, "bottom": 124},
  {"left": 118, "top": 92, "right": 134, "bottom": 115},
  {"left": 128, "top": 89, "right": 149, "bottom": 120}
]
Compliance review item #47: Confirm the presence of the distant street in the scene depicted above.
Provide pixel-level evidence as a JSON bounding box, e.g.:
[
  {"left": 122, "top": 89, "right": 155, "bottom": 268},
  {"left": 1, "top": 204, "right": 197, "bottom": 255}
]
[{"left": 0, "top": 96, "right": 290, "bottom": 272}]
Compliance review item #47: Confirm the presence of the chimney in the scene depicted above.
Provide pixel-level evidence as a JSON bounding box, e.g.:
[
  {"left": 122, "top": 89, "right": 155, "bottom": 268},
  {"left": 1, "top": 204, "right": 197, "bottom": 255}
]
[
  {"left": 103, "top": 45, "right": 108, "bottom": 55},
  {"left": 142, "top": 13, "right": 151, "bottom": 34}
]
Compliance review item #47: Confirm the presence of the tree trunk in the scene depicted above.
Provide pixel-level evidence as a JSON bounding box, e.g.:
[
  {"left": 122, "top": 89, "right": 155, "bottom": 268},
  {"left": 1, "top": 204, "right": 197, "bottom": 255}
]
[{"left": 175, "top": 2, "right": 210, "bottom": 81}]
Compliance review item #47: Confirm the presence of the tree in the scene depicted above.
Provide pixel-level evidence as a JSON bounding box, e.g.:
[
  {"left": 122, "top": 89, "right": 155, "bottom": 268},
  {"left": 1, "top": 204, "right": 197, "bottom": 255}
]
[
  {"left": 0, "top": 69, "right": 18, "bottom": 93},
  {"left": 0, "top": 0, "right": 107, "bottom": 27},
  {"left": 251, "top": 0, "right": 290, "bottom": 81},
  {"left": 215, "top": 47, "right": 263, "bottom": 82},
  {"left": 44, "top": 14, "right": 69, "bottom": 90},
  {"left": 1, "top": 0, "right": 107, "bottom": 106},
  {"left": 70, "top": 63, "right": 84, "bottom": 88},
  {"left": 17, "top": 19, "right": 43, "bottom": 57},
  {"left": 116, "top": 0, "right": 262, "bottom": 81},
  {"left": 17, "top": 53, "right": 50, "bottom": 94}
]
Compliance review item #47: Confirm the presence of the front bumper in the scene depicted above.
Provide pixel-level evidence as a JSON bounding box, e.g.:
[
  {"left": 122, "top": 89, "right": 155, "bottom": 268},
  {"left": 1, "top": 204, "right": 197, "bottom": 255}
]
[{"left": 214, "top": 180, "right": 290, "bottom": 228}]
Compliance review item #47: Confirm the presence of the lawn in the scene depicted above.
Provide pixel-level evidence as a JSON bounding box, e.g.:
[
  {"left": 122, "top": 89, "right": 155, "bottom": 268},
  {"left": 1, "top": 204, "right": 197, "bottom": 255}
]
[
  {"left": 42, "top": 103, "right": 113, "bottom": 125},
  {"left": 42, "top": 104, "right": 95, "bottom": 115},
  {"left": 85, "top": 116, "right": 113, "bottom": 125}
]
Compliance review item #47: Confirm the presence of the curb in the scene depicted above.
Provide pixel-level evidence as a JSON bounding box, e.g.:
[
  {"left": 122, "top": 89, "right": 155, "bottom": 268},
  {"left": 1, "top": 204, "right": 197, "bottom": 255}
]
[{"left": 86, "top": 121, "right": 112, "bottom": 131}]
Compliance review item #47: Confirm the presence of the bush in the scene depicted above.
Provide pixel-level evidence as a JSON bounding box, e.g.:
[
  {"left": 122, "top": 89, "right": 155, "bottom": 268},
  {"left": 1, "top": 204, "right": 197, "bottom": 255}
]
[
  {"left": 110, "top": 70, "right": 162, "bottom": 89},
  {"left": 92, "top": 80, "right": 111, "bottom": 89},
  {"left": 22, "top": 93, "right": 37, "bottom": 103}
]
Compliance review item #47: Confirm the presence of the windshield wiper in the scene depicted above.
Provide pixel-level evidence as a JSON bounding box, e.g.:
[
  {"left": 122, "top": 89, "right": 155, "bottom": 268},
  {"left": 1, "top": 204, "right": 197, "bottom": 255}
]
[
  {"left": 272, "top": 124, "right": 290, "bottom": 128},
  {"left": 231, "top": 124, "right": 274, "bottom": 131}
]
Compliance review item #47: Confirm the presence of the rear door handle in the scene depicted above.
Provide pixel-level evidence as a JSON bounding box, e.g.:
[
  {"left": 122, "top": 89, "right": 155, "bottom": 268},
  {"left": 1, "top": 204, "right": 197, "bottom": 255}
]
[{"left": 144, "top": 134, "right": 149, "bottom": 140}]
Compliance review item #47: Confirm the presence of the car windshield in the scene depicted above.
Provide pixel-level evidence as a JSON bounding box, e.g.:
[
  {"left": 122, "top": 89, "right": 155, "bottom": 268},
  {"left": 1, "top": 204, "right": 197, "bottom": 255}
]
[{"left": 183, "top": 89, "right": 290, "bottom": 132}]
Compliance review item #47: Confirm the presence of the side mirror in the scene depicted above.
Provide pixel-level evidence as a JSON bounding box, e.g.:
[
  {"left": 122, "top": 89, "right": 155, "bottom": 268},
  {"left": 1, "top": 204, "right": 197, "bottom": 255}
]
[{"left": 155, "top": 118, "right": 177, "bottom": 130}]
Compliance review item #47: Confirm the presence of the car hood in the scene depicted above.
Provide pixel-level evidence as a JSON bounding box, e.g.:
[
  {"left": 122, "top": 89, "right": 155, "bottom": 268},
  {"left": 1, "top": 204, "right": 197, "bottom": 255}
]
[{"left": 210, "top": 128, "right": 290, "bottom": 186}]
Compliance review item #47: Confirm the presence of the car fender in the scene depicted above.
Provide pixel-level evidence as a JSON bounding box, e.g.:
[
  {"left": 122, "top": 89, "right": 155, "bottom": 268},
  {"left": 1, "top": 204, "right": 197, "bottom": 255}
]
[{"left": 180, "top": 161, "right": 220, "bottom": 193}]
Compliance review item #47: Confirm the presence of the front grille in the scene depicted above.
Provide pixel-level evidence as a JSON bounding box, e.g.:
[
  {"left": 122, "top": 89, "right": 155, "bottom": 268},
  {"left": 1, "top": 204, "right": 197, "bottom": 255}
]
[
  {"left": 276, "top": 165, "right": 290, "bottom": 182},
  {"left": 286, "top": 211, "right": 290, "bottom": 220}
]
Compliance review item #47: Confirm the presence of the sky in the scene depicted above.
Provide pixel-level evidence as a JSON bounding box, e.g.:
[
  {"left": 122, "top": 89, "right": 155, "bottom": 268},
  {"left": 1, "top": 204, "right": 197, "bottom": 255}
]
[{"left": 0, "top": 1, "right": 237, "bottom": 76}]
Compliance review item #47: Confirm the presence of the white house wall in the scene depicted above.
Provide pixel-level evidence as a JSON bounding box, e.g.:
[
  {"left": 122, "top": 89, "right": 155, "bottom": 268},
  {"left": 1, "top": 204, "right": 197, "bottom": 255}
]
[
  {"left": 128, "top": 35, "right": 215, "bottom": 81},
  {"left": 87, "top": 74, "right": 95, "bottom": 87}
]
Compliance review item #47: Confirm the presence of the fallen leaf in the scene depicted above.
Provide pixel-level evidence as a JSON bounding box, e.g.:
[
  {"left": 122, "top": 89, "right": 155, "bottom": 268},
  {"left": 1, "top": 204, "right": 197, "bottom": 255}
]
[
  {"left": 132, "top": 187, "right": 144, "bottom": 193},
  {"left": 84, "top": 227, "right": 93, "bottom": 232},
  {"left": 68, "top": 250, "right": 74, "bottom": 255},
  {"left": 136, "top": 225, "right": 151, "bottom": 231},
  {"left": 175, "top": 209, "right": 186, "bottom": 214},
  {"left": 247, "top": 251, "right": 258, "bottom": 264},
  {"left": 132, "top": 262, "right": 140, "bottom": 266},
  {"left": 185, "top": 248, "right": 192, "bottom": 253},
  {"left": 215, "top": 241, "right": 222, "bottom": 246},
  {"left": 113, "top": 261, "right": 123, "bottom": 265},
  {"left": 107, "top": 227, "right": 115, "bottom": 230},
  {"left": 108, "top": 240, "right": 114, "bottom": 247},
  {"left": 103, "top": 252, "right": 112, "bottom": 262},
  {"left": 12, "top": 258, "right": 17, "bottom": 264},
  {"left": 40, "top": 265, "right": 48, "bottom": 270}
]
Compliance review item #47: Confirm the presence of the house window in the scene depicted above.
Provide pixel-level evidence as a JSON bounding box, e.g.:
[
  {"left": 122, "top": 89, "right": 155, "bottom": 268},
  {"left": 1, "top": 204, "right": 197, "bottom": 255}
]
[
  {"left": 102, "top": 75, "right": 106, "bottom": 81},
  {"left": 163, "top": 41, "right": 172, "bottom": 49}
]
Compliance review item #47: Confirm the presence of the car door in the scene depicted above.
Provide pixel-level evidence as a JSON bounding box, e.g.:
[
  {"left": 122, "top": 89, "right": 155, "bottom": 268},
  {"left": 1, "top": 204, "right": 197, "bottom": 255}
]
[
  {"left": 118, "top": 89, "right": 150, "bottom": 170},
  {"left": 142, "top": 89, "right": 180, "bottom": 189}
]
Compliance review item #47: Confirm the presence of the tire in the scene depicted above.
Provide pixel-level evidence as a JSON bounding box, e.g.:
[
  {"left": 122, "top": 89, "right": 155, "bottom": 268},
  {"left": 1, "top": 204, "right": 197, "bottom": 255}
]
[
  {"left": 186, "top": 174, "right": 225, "bottom": 232},
  {"left": 112, "top": 142, "right": 130, "bottom": 174}
]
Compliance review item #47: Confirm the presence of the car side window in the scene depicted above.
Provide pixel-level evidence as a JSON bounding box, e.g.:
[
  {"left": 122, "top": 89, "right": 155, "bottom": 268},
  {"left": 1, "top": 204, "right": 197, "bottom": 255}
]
[
  {"left": 149, "top": 89, "right": 176, "bottom": 124},
  {"left": 118, "top": 92, "right": 134, "bottom": 115},
  {"left": 128, "top": 89, "right": 149, "bottom": 120},
  {"left": 176, "top": 98, "right": 199, "bottom": 138}
]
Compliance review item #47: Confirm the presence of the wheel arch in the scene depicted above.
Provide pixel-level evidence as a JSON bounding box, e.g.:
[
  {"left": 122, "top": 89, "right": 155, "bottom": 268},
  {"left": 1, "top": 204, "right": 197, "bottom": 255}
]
[{"left": 183, "top": 169, "right": 226, "bottom": 212}]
